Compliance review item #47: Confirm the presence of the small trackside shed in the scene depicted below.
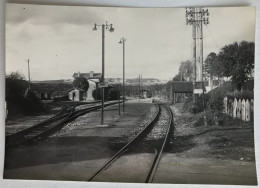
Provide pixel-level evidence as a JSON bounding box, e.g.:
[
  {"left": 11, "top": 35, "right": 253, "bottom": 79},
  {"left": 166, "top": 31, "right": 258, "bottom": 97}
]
[
  {"left": 171, "top": 81, "right": 193, "bottom": 103},
  {"left": 172, "top": 81, "right": 193, "bottom": 93},
  {"left": 68, "top": 88, "right": 85, "bottom": 101}
]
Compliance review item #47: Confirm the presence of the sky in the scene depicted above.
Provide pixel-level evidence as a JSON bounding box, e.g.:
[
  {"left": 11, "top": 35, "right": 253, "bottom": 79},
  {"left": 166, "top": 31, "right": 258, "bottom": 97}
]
[{"left": 5, "top": 4, "right": 255, "bottom": 81}]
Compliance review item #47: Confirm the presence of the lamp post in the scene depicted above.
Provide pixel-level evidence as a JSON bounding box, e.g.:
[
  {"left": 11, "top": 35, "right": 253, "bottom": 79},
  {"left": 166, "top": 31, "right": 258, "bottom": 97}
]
[
  {"left": 119, "top": 37, "right": 126, "bottom": 113},
  {"left": 93, "top": 22, "right": 114, "bottom": 125}
]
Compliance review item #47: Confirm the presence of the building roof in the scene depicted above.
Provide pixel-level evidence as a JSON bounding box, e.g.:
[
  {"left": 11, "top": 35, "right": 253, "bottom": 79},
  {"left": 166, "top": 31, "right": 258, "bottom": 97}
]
[{"left": 73, "top": 72, "right": 102, "bottom": 79}]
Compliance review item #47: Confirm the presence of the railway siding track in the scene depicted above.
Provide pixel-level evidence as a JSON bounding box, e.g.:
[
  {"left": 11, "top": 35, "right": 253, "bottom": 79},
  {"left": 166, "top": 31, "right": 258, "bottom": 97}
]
[
  {"left": 5, "top": 101, "right": 120, "bottom": 149},
  {"left": 88, "top": 100, "right": 174, "bottom": 183}
]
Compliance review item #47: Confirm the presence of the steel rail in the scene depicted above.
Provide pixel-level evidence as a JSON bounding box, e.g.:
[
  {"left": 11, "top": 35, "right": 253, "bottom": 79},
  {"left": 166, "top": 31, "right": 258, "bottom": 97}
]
[
  {"left": 145, "top": 102, "right": 173, "bottom": 183},
  {"left": 88, "top": 101, "right": 161, "bottom": 181},
  {"left": 5, "top": 101, "right": 121, "bottom": 149}
]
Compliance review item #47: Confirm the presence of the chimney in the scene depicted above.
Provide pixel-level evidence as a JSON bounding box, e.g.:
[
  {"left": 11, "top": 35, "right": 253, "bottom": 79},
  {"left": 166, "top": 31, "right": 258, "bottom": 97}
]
[
  {"left": 89, "top": 71, "right": 94, "bottom": 78},
  {"left": 78, "top": 71, "right": 80, "bottom": 77}
]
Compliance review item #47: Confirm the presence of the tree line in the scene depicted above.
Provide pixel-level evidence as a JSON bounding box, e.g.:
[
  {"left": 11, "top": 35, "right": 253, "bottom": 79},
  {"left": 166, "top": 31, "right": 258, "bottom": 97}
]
[{"left": 173, "top": 41, "right": 254, "bottom": 91}]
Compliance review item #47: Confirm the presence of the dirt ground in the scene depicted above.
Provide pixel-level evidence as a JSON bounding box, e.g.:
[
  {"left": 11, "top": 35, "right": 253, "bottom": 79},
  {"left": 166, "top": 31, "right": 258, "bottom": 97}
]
[
  {"left": 168, "top": 103, "right": 255, "bottom": 162},
  {"left": 153, "top": 103, "right": 257, "bottom": 185},
  {"left": 3, "top": 100, "right": 257, "bottom": 185}
]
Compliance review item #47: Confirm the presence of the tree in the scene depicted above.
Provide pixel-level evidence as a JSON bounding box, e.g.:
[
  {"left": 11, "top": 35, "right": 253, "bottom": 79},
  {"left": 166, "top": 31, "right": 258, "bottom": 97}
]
[
  {"left": 73, "top": 76, "right": 89, "bottom": 91},
  {"left": 6, "top": 71, "right": 25, "bottom": 80},
  {"left": 6, "top": 72, "right": 27, "bottom": 98},
  {"left": 6, "top": 71, "right": 44, "bottom": 117},
  {"left": 218, "top": 41, "right": 254, "bottom": 90},
  {"left": 173, "top": 74, "right": 181, "bottom": 81},
  {"left": 205, "top": 52, "right": 224, "bottom": 79},
  {"left": 179, "top": 60, "right": 193, "bottom": 81},
  {"left": 173, "top": 60, "right": 193, "bottom": 81}
]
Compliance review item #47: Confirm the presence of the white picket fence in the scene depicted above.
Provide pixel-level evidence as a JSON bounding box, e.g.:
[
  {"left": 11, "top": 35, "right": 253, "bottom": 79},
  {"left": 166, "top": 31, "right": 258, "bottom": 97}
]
[{"left": 223, "top": 97, "right": 253, "bottom": 121}]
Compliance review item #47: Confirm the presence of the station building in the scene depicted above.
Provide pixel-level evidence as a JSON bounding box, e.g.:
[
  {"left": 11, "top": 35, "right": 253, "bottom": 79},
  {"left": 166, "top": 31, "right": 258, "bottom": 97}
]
[{"left": 70, "top": 71, "right": 102, "bottom": 101}]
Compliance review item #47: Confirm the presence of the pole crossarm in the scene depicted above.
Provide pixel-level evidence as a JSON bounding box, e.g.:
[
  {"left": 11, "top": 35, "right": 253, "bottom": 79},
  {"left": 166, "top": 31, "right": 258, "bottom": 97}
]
[
  {"left": 93, "top": 21, "right": 115, "bottom": 32},
  {"left": 185, "top": 7, "right": 209, "bottom": 26}
]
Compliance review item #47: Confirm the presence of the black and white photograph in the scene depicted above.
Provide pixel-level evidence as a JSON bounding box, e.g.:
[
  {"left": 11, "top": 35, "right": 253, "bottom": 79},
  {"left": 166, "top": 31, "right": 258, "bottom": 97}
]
[{"left": 3, "top": 3, "right": 257, "bottom": 186}]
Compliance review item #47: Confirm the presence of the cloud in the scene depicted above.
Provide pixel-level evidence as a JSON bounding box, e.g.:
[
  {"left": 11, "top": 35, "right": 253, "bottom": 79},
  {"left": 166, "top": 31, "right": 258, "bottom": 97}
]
[
  {"left": 6, "top": 4, "right": 102, "bottom": 26},
  {"left": 5, "top": 5, "right": 256, "bottom": 81}
]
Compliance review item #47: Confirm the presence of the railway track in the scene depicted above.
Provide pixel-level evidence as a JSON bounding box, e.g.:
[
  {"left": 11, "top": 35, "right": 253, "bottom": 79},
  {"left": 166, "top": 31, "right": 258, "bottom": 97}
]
[
  {"left": 5, "top": 101, "right": 120, "bottom": 149},
  {"left": 88, "top": 100, "right": 173, "bottom": 183}
]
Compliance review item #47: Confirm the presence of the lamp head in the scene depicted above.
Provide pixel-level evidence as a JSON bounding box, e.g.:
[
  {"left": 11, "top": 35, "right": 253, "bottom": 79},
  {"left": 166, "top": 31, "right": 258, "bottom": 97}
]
[
  {"left": 93, "top": 24, "right": 97, "bottom": 31},
  {"left": 109, "top": 25, "right": 114, "bottom": 32}
]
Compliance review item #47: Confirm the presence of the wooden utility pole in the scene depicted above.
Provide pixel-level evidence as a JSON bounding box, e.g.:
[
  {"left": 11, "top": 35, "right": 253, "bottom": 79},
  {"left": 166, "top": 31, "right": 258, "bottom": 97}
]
[
  {"left": 186, "top": 7, "right": 209, "bottom": 82},
  {"left": 27, "top": 59, "right": 31, "bottom": 90},
  {"left": 186, "top": 7, "right": 209, "bottom": 125},
  {"left": 192, "top": 7, "right": 196, "bottom": 82},
  {"left": 199, "top": 7, "right": 204, "bottom": 81},
  {"left": 138, "top": 74, "right": 141, "bottom": 100}
]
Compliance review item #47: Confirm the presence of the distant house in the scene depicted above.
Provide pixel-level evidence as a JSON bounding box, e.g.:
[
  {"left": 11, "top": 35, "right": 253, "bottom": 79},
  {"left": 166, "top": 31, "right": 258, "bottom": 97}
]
[
  {"left": 72, "top": 71, "right": 102, "bottom": 101},
  {"left": 68, "top": 88, "right": 85, "bottom": 101},
  {"left": 140, "top": 89, "right": 150, "bottom": 99}
]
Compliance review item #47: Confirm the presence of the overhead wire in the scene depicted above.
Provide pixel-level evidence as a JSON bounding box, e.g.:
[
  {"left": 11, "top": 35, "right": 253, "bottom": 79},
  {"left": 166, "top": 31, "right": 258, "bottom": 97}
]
[{"left": 205, "top": 24, "right": 220, "bottom": 51}]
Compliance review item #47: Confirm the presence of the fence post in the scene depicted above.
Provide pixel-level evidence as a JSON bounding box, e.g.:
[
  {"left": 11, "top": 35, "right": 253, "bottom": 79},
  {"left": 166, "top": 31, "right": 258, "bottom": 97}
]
[
  {"left": 241, "top": 99, "right": 246, "bottom": 121},
  {"left": 250, "top": 99, "right": 254, "bottom": 122},
  {"left": 233, "top": 98, "right": 237, "bottom": 118},
  {"left": 223, "top": 97, "right": 228, "bottom": 114},
  {"left": 245, "top": 99, "right": 250, "bottom": 121},
  {"left": 237, "top": 99, "right": 242, "bottom": 119},
  {"left": 229, "top": 99, "right": 233, "bottom": 117}
]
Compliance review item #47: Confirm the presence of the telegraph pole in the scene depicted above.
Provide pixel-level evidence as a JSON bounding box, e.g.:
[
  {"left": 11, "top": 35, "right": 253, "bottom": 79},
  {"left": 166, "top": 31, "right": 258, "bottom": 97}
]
[
  {"left": 186, "top": 7, "right": 209, "bottom": 125},
  {"left": 186, "top": 7, "right": 209, "bottom": 82},
  {"left": 118, "top": 85, "right": 121, "bottom": 115},
  {"left": 138, "top": 74, "right": 141, "bottom": 100},
  {"left": 27, "top": 59, "right": 31, "bottom": 90},
  {"left": 199, "top": 7, "right": 204, "bottom": 81},
  {"left": 192, "top": 7, "right": 197, "bottom": 82}
]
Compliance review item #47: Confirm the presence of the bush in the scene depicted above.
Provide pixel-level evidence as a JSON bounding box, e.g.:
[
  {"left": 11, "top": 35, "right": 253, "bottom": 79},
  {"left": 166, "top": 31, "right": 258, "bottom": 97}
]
[
  {"left": 206, "top": 82, "right": 235, "bottom": 114},
  {"left": 182, "top": 94, "right": 209, "bottom": 114},
  {"left": 194, "top": 111, "right": 233, "bottom": 127},
  {"left": 6, "top": 72, "right": 44, "bottom": 117},
  {"left": 227, "top": 90, "right": 253, "bottom": 100},
  {"left": 7, "top": 92, "right": 45, "bottom": 117},
  {"left": 182, "top": 96, "right": 193, "bottom": 112},
  {"left": 193, "top": 94, "right": 209, "bottom": 113}
]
